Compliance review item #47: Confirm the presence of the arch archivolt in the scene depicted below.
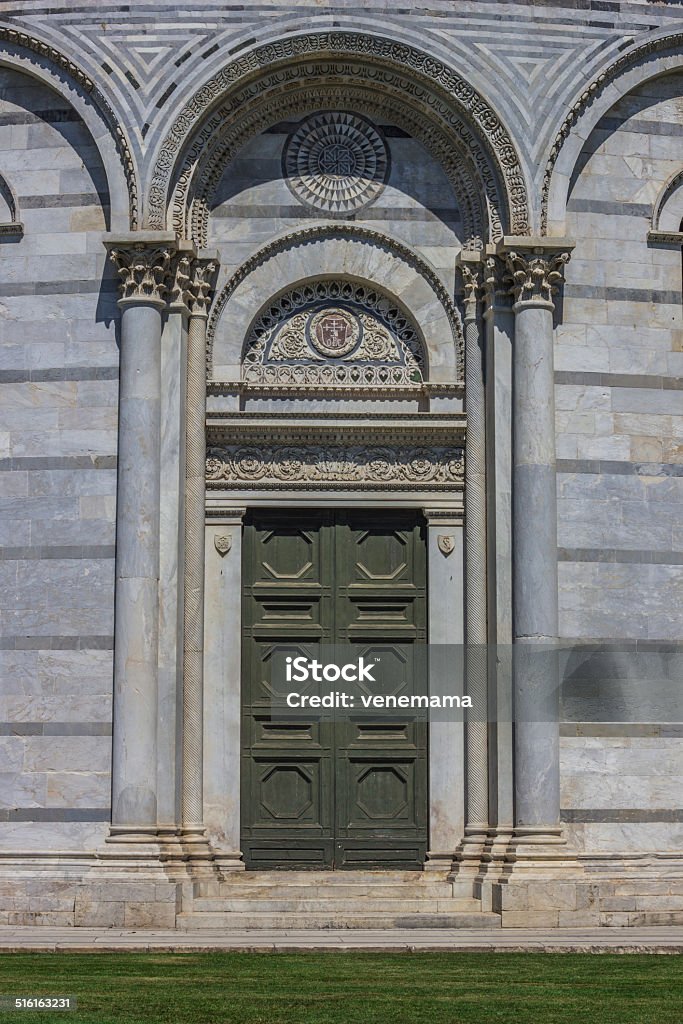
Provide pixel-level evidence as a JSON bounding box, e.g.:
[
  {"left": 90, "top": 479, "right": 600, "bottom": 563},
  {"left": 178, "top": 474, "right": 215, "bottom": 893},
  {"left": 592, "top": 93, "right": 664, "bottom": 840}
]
[
  {"left": 183, "top": 78, "right": 489, "bottom": 248},
  {"left": 652, "top": 168, "right": 683, "bottom": 234},
  {"left": 0, "top": 27, "right": 139, "bottom": 230},
  {"left": 543, "top": 31, "right": 683, "bottom": 235},
  {"left": 208, "top": 225, "right": 463, "bottom": 384},
  {"left": 149, "top": 30, "right": 529, "bottom": 240}
]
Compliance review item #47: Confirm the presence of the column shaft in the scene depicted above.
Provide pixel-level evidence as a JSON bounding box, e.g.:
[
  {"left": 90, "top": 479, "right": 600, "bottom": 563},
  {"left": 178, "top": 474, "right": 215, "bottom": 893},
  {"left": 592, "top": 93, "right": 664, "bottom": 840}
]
[
  {"left": 182, "top": 310, "right": 208, "bottom": 831},
  {"left": 111, "top": 299, "right": 164, "bottom": 830},
  {"left": 461, "top": 263, "right": 489, "bottom": 838}
]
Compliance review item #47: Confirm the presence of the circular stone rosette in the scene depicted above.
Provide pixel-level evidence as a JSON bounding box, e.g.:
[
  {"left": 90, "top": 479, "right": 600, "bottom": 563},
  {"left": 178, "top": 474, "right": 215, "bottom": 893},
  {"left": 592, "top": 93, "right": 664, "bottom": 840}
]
[{"left": 283, "top": 111, "right": 389, "bottom": 214}]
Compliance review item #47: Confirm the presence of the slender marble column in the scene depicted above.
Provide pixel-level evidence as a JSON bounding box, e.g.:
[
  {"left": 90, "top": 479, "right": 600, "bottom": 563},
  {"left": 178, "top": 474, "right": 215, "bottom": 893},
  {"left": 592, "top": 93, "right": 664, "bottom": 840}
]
[
  {"left": 504, "top": 241, "right": 572, "bottom": 845},
  {"left": 181, "top": 257, "right": 218, "bottom": 846},
  {"left": 482, "top": 254, "right": 514, "bottom": 847},
  {"left": 459, "top": 258, "right": 489, "bottom": 857},
  {"left": 106, "top": 237, "right": 175, "bottom": 835}
]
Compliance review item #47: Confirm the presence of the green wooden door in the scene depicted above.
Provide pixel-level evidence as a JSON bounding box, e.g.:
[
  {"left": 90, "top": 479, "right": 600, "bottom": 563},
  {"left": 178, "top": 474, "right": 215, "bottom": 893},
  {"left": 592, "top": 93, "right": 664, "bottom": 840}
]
[{"left": 241, "top": 509, "right": 428, "bottom": 869}]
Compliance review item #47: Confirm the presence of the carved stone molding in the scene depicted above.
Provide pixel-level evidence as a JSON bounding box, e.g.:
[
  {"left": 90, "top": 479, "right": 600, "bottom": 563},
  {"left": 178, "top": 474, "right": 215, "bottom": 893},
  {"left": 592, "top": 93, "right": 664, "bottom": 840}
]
[
  {"left": 206, "top": 442, "right": 464, "bottom": 491},
  {"left": 148, "top": 31, "right": 529, "bottom": 238},
  {"left": 0, "top": 27, "right": 138, "bottom": 229},
  {"left": 541, "top": 31, "right": 683, "bottom": 233},
  {"left": 206, "top": 224, "right": 464, "bottom": 379},
  {"left": 108, "top": 244, "right": 175, "bottom": 305},
  {"left": 504, "top": 250, "right": 571, "bottom": 308}
]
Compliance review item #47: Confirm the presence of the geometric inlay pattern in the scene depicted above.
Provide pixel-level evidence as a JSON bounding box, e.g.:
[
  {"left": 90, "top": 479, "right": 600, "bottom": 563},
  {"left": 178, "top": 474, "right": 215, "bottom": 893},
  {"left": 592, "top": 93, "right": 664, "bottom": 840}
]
[{"left": 283, "top": 112, "right": 389, "bottom": 214}]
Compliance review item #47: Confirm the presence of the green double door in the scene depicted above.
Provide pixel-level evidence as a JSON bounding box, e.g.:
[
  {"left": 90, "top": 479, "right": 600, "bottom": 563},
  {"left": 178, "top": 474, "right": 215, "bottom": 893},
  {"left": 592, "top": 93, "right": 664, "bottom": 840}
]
[{"left": 241, "top": 509, "right": 428, "bottom": 869}]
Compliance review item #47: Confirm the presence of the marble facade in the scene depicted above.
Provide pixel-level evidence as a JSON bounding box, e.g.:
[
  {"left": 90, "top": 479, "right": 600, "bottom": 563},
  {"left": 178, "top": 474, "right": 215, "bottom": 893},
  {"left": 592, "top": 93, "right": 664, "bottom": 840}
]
[{"left": 0, "top": 0, "right": 682, "bottom": 928}]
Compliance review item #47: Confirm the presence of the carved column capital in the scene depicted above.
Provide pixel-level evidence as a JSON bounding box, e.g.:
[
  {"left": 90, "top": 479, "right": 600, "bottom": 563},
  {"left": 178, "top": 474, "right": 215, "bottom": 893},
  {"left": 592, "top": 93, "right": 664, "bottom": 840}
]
[
  {"left": 187, "top": 256, "right": 220, "bottom": 319},
  {"left": 108, "top": 242, "right": 176, "bottom": 307},
  {"left": 504, "top": 249, "right": 570, "bottom": 308},
  {"left": 496, "top": 238, "right": 574, "bottom": 310}
]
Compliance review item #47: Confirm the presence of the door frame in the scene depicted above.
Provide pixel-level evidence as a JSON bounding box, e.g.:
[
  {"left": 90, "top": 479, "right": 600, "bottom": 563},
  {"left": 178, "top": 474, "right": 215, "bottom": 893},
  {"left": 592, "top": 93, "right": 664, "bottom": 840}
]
[{"left": 203, "top": 497, "right": 464, "bottom": 871}]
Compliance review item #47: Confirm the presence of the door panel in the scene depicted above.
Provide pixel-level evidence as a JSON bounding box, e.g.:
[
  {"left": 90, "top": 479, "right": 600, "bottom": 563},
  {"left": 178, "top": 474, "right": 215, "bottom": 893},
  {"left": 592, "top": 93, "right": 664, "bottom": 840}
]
[{"left": 241, "top": 509, "right": 427, "bottom": 869}]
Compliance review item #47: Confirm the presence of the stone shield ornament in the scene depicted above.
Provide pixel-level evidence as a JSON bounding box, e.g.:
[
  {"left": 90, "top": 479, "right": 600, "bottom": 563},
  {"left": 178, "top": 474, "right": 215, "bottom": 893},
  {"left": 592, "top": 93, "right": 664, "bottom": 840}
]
[
  {"left": 438, "top": 535, "right": 455, "bottom": 556},
  {"left": 214, "top": 534, "right": 232, "bottom": 557}
]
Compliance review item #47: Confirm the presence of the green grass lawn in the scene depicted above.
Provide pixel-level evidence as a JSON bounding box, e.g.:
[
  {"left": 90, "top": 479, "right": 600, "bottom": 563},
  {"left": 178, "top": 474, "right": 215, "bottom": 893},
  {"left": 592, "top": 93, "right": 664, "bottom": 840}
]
[{"left": 0, "top": 952, "right": 681, "bottom": 1024}]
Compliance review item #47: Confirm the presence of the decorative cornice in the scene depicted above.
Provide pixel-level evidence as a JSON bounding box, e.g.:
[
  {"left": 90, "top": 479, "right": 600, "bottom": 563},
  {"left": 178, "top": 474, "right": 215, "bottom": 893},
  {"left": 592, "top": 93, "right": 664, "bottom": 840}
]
[
  {"left": 208, "top": 381, "right": 464, "bottom": 399},
  {"left": 541, "top": 31, "right": 683, "bottom": 234},
  {"left": 0, "top": 26, "right": 139, "bottom": 229},
  {"left": 0, "top": 222, "right": 23, "bottom": 238},
  {"left": 647, "top": 230, "right": 683, "bottom": 247},
  {"left": 504, "top": 249, "right": 571, "bottom": 308},
  {"left": 206, "top": 224, "right": 464, "bottom": 379},
  {"left": 148, "top": 31, "right": 529, "bottom": 237}
]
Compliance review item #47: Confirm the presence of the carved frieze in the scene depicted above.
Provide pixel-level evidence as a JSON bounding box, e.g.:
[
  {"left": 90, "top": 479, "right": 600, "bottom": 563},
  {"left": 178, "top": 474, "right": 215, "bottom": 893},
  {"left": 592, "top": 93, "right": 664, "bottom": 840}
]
[{"left": 206, "top": 443, "right": 464, "bottom": 490}]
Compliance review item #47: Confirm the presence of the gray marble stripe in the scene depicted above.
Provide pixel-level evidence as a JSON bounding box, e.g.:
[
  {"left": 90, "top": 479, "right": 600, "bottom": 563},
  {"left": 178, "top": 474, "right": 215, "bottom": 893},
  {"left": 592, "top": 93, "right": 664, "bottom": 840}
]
[
  {"left": 0, "top": 809, "right": 110, "bottom": 823},
  {"left": 0, "top": 723, "right": 112, "bottom": 736},
  {"left": 559, "top": 638, "right": 683, "bottom": 652},
  {"left": 561, "top": 809, "right": 683, "bottom": 823},
  {"left": 565, "top": 284, "right": 682, "bottom": 304},
  {"left": 212, "top": 204, "right": 461, "bottom": 222},
  {"left": 0, "top": 455, "right": 117, "bottom": 472},
  {"left": 0, "top": 635, "right": 114, "bottom": 651},
  {"left": 599, "top": 116, "right": 683, "bottom": 138},
  {"left": 558, "top": 548, "right": 683, "bottom": 565},
  {"left": 0, "top": 545, "right": 115, "bottom": 561},
  {"left": 0, "top": 367, "right": 118, "bottom": 384},
  {"left": 21, "top": 193, "right": 109, "bottom": 210},
  {"left": 566, "top": 198, "right": 652, "bottom": 217},
  {"left": 557, "top": 459, "right": 683, "bottom": 477},
  {"left": 560, "top": 724, "right": 683, "bottom": 737},
  {"left": 0, "top": 281, "right": 117, "bottom": 297},
  {"left": 0, "top": 110, "right": 81, "bottom": 127},
  {"left": 555, "top": 370, "right": 683, "bottom": 391}
]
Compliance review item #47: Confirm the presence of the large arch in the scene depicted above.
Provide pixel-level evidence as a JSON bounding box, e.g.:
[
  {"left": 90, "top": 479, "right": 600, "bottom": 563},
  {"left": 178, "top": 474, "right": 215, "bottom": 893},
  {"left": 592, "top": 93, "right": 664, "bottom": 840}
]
[
  {"left": 0, "top": 26, "right": 139, "bottom": 231},
  {"left": 147, "top": 29, "right": 530, "bottom": 243},
  {"left": 543, "top": 30, "right": 683, "bottom": 236}
]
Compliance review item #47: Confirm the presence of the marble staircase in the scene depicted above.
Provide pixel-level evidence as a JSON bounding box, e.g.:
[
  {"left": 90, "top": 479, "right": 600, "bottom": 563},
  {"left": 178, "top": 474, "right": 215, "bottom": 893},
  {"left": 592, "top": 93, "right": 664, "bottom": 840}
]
[{"left": 177, "top": 871, "right": 502, "bottom": 930}]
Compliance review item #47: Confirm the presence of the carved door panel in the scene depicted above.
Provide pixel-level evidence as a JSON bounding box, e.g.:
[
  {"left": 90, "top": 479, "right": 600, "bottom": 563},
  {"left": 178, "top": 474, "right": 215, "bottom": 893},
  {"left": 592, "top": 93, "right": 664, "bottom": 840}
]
[{"left": 241, "top": 510, "right": 427, "bottom": 869}]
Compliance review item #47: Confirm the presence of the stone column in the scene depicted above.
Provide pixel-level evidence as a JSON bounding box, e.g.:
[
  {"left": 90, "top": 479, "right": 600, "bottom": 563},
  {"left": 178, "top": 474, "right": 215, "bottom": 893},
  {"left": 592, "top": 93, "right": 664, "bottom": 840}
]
[
  {"left": 181, "top": 257, "right": 218, "bottom": 856},
  {"left": 458, "top": 257, "right": 489, "bottom": 866},
  {"left": 503, "top": 240, "right": 573, "bottom": 852},
  {"left": 105, "top": 234, "right": 176, "bottom": 837},
  {"left": 424, "top": 508, "right": 465, "bottom": 868},
  {"left": 482, "top": 253, "right": 515, "bottom": 855}
]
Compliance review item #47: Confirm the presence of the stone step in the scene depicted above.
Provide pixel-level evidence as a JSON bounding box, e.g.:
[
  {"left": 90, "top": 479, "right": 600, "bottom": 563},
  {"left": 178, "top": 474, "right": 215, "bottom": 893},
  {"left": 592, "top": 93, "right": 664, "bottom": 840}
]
[
  {"left": 190, "top": 897, "right": 480, "bottom": 914},
  {"left": 206, "top": 883, "right": 458, "bottom": 900},
  {"left": 177, "top": 911, "right": 501, "bottom": 931},
  {"left": 209, "top": 870, "right": 448, "bottom": 886}
]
